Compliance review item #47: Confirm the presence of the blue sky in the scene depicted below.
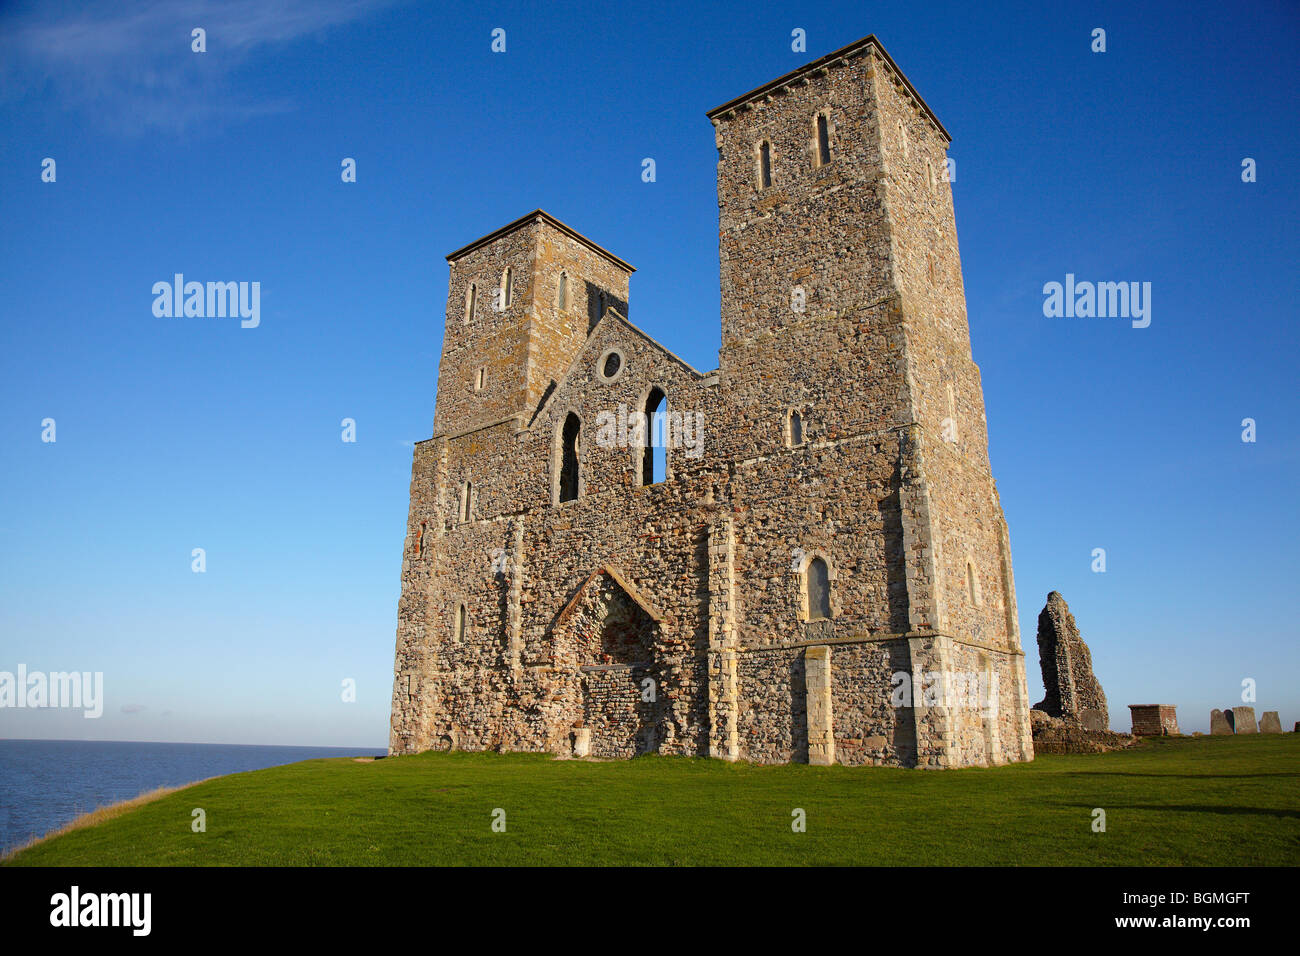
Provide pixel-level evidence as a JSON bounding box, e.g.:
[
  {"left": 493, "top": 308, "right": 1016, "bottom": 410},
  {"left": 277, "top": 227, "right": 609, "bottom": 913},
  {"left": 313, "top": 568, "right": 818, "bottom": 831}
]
[{"left": 1, "top": 0, "right": 1296, "bottom": 746}]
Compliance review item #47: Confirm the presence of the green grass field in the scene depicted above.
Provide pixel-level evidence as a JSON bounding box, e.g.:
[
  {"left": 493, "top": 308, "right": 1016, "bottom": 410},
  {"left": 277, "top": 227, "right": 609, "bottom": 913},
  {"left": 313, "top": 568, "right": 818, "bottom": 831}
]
[{"left": 6, "top": 735, "right": 1297, "bottom": 866}]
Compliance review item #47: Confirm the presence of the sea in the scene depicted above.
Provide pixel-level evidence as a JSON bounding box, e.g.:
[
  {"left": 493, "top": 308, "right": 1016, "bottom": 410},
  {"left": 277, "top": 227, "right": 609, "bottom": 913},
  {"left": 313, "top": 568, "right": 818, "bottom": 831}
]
[{"left": 0, "top": 738, "right": 386, "bottom": 855}]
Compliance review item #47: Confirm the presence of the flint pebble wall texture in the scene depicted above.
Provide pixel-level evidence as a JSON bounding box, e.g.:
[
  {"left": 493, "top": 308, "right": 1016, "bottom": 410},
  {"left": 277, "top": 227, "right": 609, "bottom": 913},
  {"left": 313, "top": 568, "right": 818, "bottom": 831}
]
[{"left": 390, "top": 36, "right": 1034, "bottom": 768}]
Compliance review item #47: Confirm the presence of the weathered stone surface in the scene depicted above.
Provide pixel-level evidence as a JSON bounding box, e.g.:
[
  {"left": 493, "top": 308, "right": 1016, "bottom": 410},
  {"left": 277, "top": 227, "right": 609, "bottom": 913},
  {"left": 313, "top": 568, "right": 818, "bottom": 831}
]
[
  {"left": 1210, "top": 709, "right": 1232, "bottom": 735},
  {"left": 1079, "top": 708, "right": 1105, "bottom": 733},
  {"left": 571, "top": 727, "right": 592, "bottom": 757},
  {"left": 387, "top": 36, "right": 1035, "bottom": 769},
  {"left": 1129, "top": 704, "right": 1179, "bottom": 736},
  {"left": 1029, "top": 709, "right": 1134, "bottom": 755},
  {"left": 1259, "top": 711, "right": 1282, "bottom": 734},
  {"left": 1231, "top": 706, "right": 1258, "bottom": 734},
  {"left": 1033, "top": 592, "right": 1108, "bottom": 727}
]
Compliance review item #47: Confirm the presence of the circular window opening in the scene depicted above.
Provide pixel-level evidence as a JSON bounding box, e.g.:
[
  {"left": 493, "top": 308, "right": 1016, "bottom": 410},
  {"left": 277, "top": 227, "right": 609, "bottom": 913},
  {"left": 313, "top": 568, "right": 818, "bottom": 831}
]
[{"left": 598, "top": 348, "right": 625, "bottom": 382}]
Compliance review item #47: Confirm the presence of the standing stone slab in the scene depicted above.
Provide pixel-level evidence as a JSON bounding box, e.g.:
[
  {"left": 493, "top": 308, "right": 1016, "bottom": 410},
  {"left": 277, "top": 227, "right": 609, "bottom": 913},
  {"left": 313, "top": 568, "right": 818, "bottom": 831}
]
[
  {"left": 1033, "top": 592, "right": 1108, "bottom": 726},
  {"left": 805, "top": 645, "right": 834, "bottom": 766},
  {"left": 1259, "top": 711, "right": 1282, "bottom": 734},
  {"left": 1210, "top": 709, "right": 1233, "bottom": 735},
  {"left": 1230, "top": 706, "right": 1258, "bottom": 734}
]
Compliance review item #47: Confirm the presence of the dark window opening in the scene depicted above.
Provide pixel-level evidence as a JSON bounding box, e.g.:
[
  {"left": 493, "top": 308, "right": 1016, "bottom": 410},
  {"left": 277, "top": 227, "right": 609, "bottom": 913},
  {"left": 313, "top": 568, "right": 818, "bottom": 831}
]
[
  {"left": 461, "top": 482, "right": 472, "bottom": 522},
  {"left": 603, "top": 352, "right": 621, "bottom": 379},
  {"left": 789, "top": 409, "right": 803, "bottom": 446},
  {"left": 759, "top": 141, "right": 772, "bottom": 189},
  {"left": 816, "top": 114, "right": 831, "bottom": 166},
  {"left": 559, "top": 413, "right": 580, "bottom": 502}
]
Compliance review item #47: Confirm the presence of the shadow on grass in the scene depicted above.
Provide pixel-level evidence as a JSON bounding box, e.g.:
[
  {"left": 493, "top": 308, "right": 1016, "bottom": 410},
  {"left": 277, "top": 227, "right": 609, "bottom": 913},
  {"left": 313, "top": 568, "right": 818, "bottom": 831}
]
[
  {"left": 1059, "top": 802, "right": 1300, "bottom": 820},
  {"left": 1061, "top": 771, "right": 1300, "bottom": 780}
]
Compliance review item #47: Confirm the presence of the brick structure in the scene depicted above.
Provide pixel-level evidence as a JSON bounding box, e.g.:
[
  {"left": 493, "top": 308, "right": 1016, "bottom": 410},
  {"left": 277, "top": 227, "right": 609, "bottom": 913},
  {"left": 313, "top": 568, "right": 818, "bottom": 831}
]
[
  {"left": 389, "top": 36, "right": 1034, "bottom": 768},
  {"left": 1128, "top": 705, "right": 1180, "bottom": 737}
]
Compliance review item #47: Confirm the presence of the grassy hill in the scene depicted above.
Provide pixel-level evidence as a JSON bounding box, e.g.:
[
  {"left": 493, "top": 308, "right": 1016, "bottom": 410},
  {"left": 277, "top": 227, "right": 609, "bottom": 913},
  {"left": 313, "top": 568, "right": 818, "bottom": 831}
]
[{"left": 6, "top": 735, "right": 1297, "bottom": 866}]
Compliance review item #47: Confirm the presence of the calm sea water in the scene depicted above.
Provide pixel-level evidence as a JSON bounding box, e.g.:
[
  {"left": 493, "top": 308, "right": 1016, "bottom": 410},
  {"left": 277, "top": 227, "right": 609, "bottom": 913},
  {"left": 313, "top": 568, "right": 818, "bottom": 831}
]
[{"left": 0, "top": 739, "right": 386, "bottom": 854}]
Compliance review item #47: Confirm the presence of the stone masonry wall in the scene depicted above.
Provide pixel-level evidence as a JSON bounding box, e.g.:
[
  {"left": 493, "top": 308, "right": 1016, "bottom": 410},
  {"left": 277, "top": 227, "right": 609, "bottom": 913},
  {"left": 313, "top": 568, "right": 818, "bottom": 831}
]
[{"left": 390, "top": 36, "right": 1034, "bottom": 769}]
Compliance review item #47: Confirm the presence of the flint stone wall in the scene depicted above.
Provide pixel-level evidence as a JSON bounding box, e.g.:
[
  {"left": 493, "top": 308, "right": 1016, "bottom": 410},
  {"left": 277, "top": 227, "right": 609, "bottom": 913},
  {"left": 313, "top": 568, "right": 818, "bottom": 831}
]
[{"left": 389, "top": 37, "right": 1034, "bottom": 769}]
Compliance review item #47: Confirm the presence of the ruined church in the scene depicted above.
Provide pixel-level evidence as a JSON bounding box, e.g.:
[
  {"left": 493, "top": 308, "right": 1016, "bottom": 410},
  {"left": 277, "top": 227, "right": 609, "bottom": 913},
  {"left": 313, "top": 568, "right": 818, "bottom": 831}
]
[{"left": 389, "top": 36, "right": 1035, "bottom": 767}]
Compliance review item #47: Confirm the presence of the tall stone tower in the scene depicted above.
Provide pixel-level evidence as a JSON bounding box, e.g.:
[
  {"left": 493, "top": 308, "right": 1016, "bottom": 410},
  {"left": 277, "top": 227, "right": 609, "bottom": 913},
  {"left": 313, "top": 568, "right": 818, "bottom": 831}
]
[{"left": 706, "top": 36, "right": 1032, "bottom": 766}]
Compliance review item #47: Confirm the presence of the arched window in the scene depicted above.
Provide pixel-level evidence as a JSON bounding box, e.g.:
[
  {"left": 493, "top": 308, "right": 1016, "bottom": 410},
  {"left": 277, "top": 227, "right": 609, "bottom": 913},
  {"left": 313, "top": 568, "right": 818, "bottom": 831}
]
[
  {"left": 806, "top": 556, "right": 832, "bottom": 620},
  {"left": 641, "top": 387, "right": 667, "bottom": 486},
  {"left": 475, "top": 366, "right": 486, "bottom": 391},
  {"left": 455, "top": 603, "right": 468, "bottom": 641},
  {"left": 559, "top": 413, "right": 580, "bottom": 502},
  {"left": 501, "top": 268, "right": 513, "bottom": 309},
  {"left": 460, "top": 481, "right": 472, "bottom": 522},
  {"left": 758, "top": 140, "right": 772, "bottom": 189},
  {"left": 967, "top": 561, "right": 981, "bottom": 606},
  {"left": 464, "top": 283, "right": 476, "bottom": 324},
  {"left": 557, "top": 271, "right": 569, "bottom": 310},
  {"left": 787, "top": 409, "right": 804, "bottom": 446},
  {"left": 815, "top": 113, "right": 831, "bottom": 166}
]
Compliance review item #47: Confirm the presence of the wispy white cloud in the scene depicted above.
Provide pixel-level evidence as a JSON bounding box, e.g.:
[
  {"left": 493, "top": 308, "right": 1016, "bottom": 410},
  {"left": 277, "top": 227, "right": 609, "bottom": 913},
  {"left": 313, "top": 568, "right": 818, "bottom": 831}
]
[{"left": 0, "top": 0, "right": 399, "bottom": 135}]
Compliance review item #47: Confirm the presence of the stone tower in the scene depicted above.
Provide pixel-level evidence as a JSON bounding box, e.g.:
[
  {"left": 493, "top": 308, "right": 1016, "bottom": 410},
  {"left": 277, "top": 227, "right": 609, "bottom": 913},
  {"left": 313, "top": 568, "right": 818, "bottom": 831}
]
[
  {"left": 432, "top": 211, "right": 633, "bottom": 439},
  {"left": 706, "top": 37, "right": 1032, "bottom": 766},
  {"left": 389, "top": 36, "right": 1034, "bottom": 768}
]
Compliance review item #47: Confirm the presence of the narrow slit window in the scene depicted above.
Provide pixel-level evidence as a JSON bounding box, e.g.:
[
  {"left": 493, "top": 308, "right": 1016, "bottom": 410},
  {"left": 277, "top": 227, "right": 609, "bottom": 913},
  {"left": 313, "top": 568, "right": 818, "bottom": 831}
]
[
  {"left": 788, "top": 409, "right": 804, "bottom": 446},
  {"left": 464, "top": 283, "right": 476, "bottom": 324},
  {"left": 460, "top": 481, "right": 472, "bottom": 522},
  {"left": 816, "top": 114, "right": 831, "bottom": 166},
  {"left": 557, "top": 271, "right": 569, "bottom": 310},
  {"left": 806, "top": 556, "right": 832, "bottom": 620},
  {"left": 559, "top": 413, "right": 580, "bottom": 502},
  {"left": 967, "top": 562, "right": 981, "bottom": 606},
  {"left": 759, "top": 141, "right": 772, "bottom": 189},
  {"left": 455, "top": 604, "right": 467, "bottom": 641},
  {"left": 475, "top": 366, "right": 487, "bottom": 391},
  {"left": 502, "top": 268, "right": 513, "bottom": 308}
]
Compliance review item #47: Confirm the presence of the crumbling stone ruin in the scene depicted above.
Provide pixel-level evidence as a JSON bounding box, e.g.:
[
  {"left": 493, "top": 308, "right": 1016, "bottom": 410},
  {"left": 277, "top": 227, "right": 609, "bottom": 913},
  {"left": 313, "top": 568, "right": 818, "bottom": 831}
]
[
  {"left": 388, "top": 36, "right": 1035, "bottom": 768},
  {"left": 1258, "top": 711, "right": 1282, "bottom": 733},
  {"left": 1033, "top": 591, "right": 1108, "bottom": 727},
  {"left": 1028, "top": 592, "right": 1132, "bottom": 754}
]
